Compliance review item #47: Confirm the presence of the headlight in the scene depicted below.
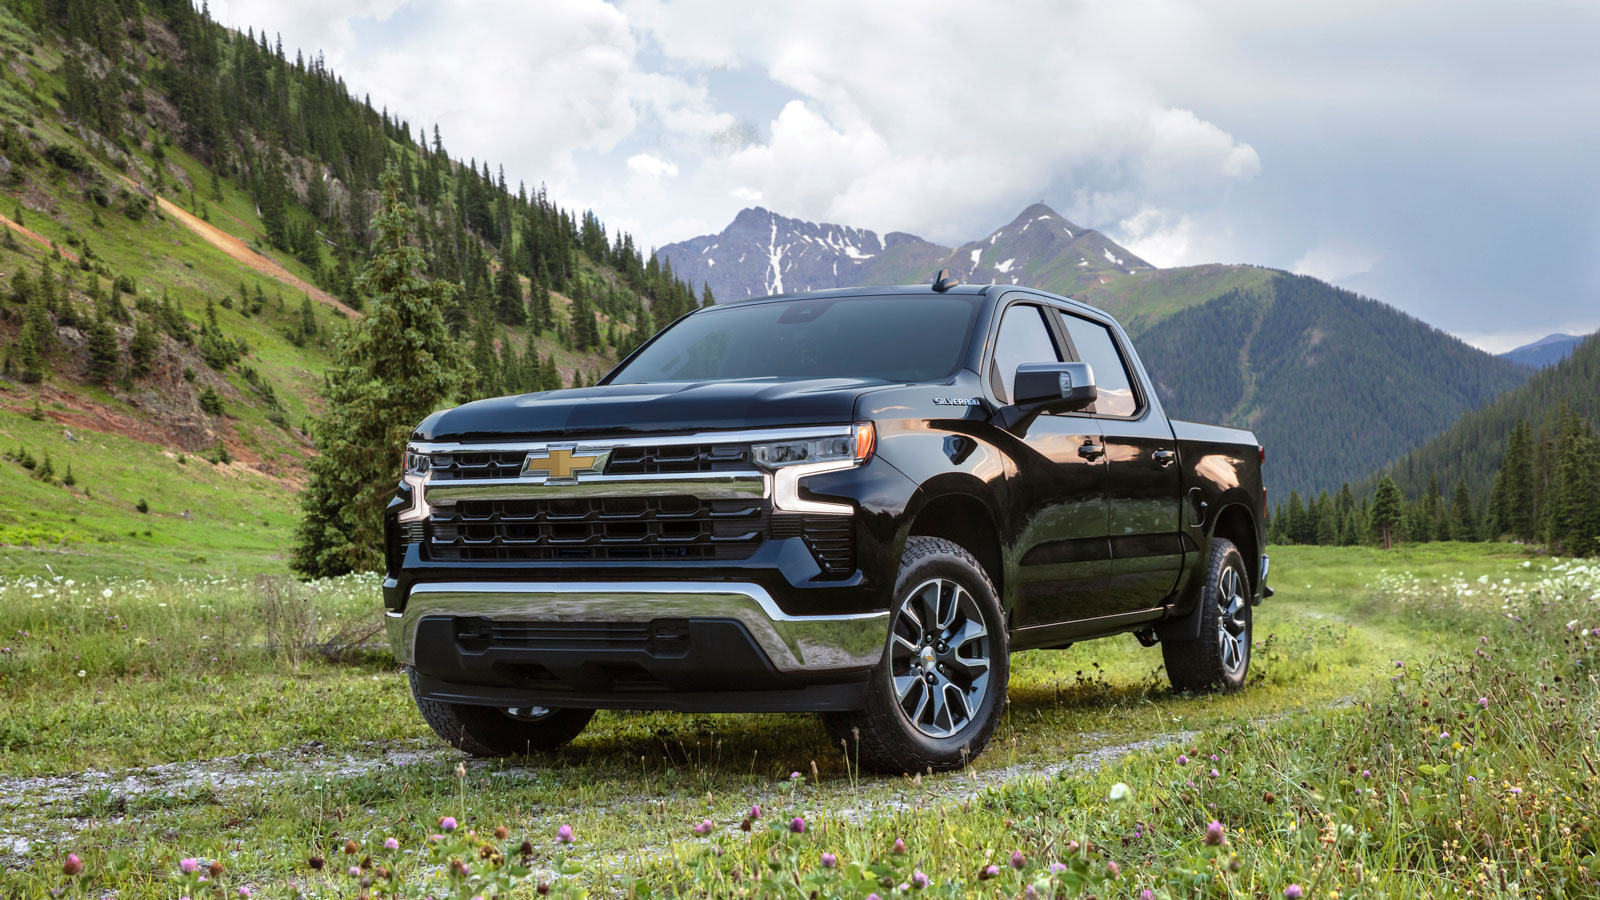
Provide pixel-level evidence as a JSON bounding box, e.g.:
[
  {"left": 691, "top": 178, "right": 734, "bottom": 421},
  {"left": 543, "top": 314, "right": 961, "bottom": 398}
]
[
  {"left": 402, "top": 447, "right": 431, "bottom": 475},
  {"left": 753, "top": 423, "right": 875, "bottom": 469}
]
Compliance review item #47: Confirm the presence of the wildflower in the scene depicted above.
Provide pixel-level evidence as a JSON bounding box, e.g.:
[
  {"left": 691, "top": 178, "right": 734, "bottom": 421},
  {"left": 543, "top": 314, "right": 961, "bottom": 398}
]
[
  {"left": 1177, "top": 754, "right": 1189, "bottom": 765},
  {"left": 63, "top": 853, "right": 83, "bottom": 876},
  {"left": 103, "top": 588, "right": 113, "bottom": 598},
  {"left": 1285, "top": 885, "right": 1304, "bottom": 899},
  {"left": 750, "top": 804, "right": 762, "bottom": 819},
  {"left": 1106, "top": 861, "right": 1121, "bottom": 877},
  {"left": 1203, "top": 821, "right": 1226, "bottom": 846},
  {"left": 348, "top": 866, "right": 361, "bottom": 877},
  {"left": 77, "top": 670, "right": 86, "bottom": 678},
  {"left": 1440, "top": 731, "right": 1450, "bottom": 740},
  {"left": 556, "top": 824, "right": 574, "bottom": 844},
  {"left": 238, "top": 890, "right": 252, "bottom": 898},
  {"left": 1011, "top": 850, "right": 1026, "bottom": 868},
  {"left": 1209, "top": 768, "right": 1220, "bottom": 778},
  {"left": 1051, "top": 863, "right": 1068, "bottom": 874},
  {"left": 308, "top": 856, "right": 325, "bottom": 870},
  {"left": 693, "top": 820, "right": 714, "bottom": 836},
  {"left": 429, "top": 834, "right": 445, "bottom": 843},
  {"left": 1395, "top": 660, "right": 1404, "bottom": 668},
  {"left": 790, "top": 817, "right": 806, "bottom": 833},
  {"left": 791, "top": 771, "right": 801, "bottom": 779},
  {"left": 180, "top": 858, "right": 199, "bottom": 874},
  {"left": 1109, "top": 782, "right": 1131, "bottom": 803},
  {"left": 1361, "top": 769, "right": 1371, "bottom": 778},
  {"left": 383, "top": 838, "right": 399, "bottom": 851},
  {"left": 892, "top": 838, "right": 907, "bottom": 854},
  {"left": 210, "top": 861, "right": 225, "bottom": 877},
  {"left": 344, "top": 840, "right": 359, "bottom": 855},
  {"left": 1024, "top": 886, "right": 1038, "bottom": 898},
  {"left": 1142, "top": 891, "right": 1156, "bottom": 900},
  {"left": 981, "top": 865, "right": 999, "bottom": 880},
  {"left": 821, "top": 852, "right": 837, "bottom": 868},
  {"left": 1478, "top": 697, "right": 1490, "bottom": 709},
  {"left": 913, "top": 869, "right": 931, "bottom": 888},
  {"left": 493, "top": 826, "right": 509, "bottom": 840},
  {"left": 439, "top": 816, "right": 458, "bottom": 832}
]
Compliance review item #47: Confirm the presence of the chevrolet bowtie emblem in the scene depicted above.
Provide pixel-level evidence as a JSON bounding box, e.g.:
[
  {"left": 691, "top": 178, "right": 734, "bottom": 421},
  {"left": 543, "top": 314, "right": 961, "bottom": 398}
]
[{"left": 522, "top": 446, "right": 610, "bottom": 483}]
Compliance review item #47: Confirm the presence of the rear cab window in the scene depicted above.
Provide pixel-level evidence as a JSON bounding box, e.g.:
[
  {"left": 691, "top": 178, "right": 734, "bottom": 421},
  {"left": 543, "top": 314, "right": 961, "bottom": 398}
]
[{"left": 1056, "top": 310, "right": 1140, "bottom": 417}]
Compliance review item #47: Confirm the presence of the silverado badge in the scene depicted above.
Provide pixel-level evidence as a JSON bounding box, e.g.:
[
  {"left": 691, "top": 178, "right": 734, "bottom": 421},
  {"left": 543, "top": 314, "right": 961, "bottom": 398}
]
[{"left": 522, "top": 446, "right": 610, "bottom": 483}]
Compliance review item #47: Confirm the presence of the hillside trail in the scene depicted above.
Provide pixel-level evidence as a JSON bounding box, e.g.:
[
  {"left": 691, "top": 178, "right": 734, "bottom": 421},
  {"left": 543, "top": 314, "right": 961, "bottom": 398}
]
[
  {"left": 118, "top": 175, "right": 362, "bottom": 319},
  {"left": 0, "top": 214, "right": 80, "bottom": 262}
]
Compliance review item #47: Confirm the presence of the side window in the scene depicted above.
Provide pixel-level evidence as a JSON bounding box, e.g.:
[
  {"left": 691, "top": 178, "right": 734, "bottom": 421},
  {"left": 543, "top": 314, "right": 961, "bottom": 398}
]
[
  {"left": 989, "top": 304, "right": 1061, "bottom": 403},
  {"left": 1056, "top": 312, "right": 1139, "bottom": 417}
]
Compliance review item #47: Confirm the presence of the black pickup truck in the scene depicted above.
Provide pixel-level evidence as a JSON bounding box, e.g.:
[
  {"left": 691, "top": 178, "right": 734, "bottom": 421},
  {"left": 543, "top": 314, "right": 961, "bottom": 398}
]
[{"left": 384, "top": 277, "right": 1269, "bottom": 772}]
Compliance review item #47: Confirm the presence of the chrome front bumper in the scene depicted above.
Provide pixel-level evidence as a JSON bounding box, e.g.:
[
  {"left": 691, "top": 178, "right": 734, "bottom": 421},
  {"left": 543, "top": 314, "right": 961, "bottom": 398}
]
[{"left": 386, "top": 581, "right": 889, "bottom": 674}]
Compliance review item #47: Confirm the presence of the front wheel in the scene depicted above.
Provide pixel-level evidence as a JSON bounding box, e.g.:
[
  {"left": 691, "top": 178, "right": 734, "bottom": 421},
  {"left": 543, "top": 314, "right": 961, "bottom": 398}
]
[
  {"left": 409, "top": 670, "right": 594, "bottom": 757},
  {"left": 1162, "top": 538, "right": 1252, "bottom": 692},
  {"left": 823, "top": 536, "right": 1009, "bottom": 774}
]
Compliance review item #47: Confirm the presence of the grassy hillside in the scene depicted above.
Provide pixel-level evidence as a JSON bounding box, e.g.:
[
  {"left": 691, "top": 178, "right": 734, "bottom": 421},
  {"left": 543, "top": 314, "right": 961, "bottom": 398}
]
[
  {"left": 1077, "top": 262, "right": 1276, "bottom": 337},
  {"left": 0, "top": 3, "right": 698, "bottom": 577},
  {"left": 1122, "top": 270, "right": 1530, "bottom": 496}
]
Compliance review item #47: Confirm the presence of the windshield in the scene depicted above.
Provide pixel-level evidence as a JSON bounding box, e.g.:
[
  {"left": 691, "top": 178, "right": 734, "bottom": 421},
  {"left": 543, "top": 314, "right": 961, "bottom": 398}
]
[{"left": 608, "top": 294, "right": 983, "bottom": 385}]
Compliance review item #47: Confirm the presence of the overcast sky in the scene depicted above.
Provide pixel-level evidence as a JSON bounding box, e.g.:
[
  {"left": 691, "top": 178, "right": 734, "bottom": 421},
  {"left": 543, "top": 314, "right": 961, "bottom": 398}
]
[{"left": 208, "top": 0, "right": 1600, "bottom": 352}]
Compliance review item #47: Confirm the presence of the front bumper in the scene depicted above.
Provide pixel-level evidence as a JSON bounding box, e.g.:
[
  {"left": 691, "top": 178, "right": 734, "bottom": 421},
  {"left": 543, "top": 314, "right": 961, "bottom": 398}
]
[{"left": 388, "top": 581, "right": 888, "bottom": 712}]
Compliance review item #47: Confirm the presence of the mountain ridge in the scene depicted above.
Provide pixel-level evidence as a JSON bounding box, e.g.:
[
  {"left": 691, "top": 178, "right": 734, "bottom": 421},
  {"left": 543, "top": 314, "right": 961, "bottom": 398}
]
[{"left": 656, "top": 203, "right": 1151, "bottom": 302}]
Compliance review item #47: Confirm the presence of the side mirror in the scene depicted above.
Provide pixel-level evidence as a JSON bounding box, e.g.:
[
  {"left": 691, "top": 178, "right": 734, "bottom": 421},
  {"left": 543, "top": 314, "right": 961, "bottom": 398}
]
[{"left": 1013, "top": 362, "right": 1096, "bottom": 412}]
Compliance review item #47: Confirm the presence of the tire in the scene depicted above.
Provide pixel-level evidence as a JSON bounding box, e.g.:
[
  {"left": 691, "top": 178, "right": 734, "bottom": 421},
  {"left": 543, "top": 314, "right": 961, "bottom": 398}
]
[
  {"left": 823, "top": 536, "right": 1009, "bottom": 774},
  {"left": 1162, "top": 537, "right": 1252, "bottom": 693},
  {"left": 408, "top": 669, "right": 594, "bottom": 757}
]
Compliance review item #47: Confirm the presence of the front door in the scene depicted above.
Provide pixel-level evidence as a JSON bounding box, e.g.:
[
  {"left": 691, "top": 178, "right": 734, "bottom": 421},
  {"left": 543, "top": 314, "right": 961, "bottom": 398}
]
[
  {"left": 1056, "top": 310, "right": 1185, "bottom": 612},
  {"left": 986, "top": 302, "right": 1110, "bottom": 629}
]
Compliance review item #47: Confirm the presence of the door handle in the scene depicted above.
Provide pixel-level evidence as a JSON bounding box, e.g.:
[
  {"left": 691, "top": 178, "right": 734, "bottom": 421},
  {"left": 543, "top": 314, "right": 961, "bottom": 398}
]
[
  {"left": 1153, "top": 449, "right": 1176, "bottom": 467},
  {"left": 1078, "top": 441, "right": 1105, "bottom": 461}
]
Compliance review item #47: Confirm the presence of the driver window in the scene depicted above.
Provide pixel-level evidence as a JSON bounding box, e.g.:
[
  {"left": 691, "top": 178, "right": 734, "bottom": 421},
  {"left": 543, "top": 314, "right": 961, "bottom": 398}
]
[{"left": 989, "top": 304, "right": 1060, "bottom": 403}]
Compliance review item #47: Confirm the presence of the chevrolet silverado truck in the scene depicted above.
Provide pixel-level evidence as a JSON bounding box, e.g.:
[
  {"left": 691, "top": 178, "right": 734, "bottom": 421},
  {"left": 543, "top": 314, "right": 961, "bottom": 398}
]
[{"left": 384, "top": 276, "right": 1269, "bottom": 773}]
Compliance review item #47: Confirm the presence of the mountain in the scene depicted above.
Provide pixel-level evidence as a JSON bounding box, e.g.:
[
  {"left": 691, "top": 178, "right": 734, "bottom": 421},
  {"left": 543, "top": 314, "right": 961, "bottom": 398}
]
[
  {"left": 1376, "top": 332, "right": 1600, "bottom": 502},
  {"left": 0, "top": 3, "right": 693, "bottom": 577},
  {"left": 1130, "top": 272, "right": 1530, "bottom": 495},
  {"left": 1499, "top": 332, "right": 1588, "bottom": 368},
  {"left": 656, "top": 203, "right": 1150, "bottom": 302}
]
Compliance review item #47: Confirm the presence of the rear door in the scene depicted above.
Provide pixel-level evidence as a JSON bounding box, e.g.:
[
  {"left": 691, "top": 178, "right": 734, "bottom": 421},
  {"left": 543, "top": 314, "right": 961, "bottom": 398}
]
[
  {"left": 1054, "top": 309, "right": 1185, "bottom": 613},
  {"left": 985, "top": 301, "right": 1110, "bottom": 628}
]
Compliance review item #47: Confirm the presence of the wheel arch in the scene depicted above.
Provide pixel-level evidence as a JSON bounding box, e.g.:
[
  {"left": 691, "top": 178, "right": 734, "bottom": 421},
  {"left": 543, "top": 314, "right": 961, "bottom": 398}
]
[{"left": 899, "top": 487, "right": 1006, "bottom": 609}]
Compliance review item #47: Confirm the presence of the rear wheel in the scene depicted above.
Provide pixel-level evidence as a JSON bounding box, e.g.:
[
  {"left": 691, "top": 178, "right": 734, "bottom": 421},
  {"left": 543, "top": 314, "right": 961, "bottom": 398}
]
[
  {"left": 1162, "top": 538, "right": 1252, "bottom": 692},
  {"left": 824, "top": 536, "right": 1008, "bottom": 774},
  {"left": 409, "top": 670, "right": 594, "bottom": 757}
]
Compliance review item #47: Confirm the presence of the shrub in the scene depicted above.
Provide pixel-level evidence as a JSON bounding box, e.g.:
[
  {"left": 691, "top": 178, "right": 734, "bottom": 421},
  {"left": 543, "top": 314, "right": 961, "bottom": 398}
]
[{"left": 135, "top": 498, "right": 148, "bottom": 513}]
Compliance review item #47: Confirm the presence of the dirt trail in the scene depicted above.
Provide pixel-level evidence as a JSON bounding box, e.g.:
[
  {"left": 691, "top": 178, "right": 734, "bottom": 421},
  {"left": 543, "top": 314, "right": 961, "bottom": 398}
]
[
  {"left": 0, "top": 214, "right": 79, "bottom": 262},
  {"left": 119, "top": 177, "right": 361, "bottom": 319}
]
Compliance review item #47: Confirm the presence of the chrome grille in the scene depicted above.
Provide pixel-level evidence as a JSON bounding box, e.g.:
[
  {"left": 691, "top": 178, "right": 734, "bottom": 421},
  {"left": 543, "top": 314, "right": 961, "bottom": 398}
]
[
  {"left": 426, "top": 450, "right": 527, "bottom": 481},
  {"left": 602, "top": 443, "right": 753, "bottom": 475}
]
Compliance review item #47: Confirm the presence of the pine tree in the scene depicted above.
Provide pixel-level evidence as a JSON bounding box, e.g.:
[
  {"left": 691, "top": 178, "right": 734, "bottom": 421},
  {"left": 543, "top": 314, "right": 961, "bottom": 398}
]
[
  {"left": 17, "top": 291, "right": 50, "bottom": 382},
  {"left": 86, "top": 312, "right": 119, "bottom": 384},
  {"left": 1503, "top": 419, "right": 1534, "bottom": 541},
  {"left": 701, "top": 282, "right": 715, "bottom": 308},
  {"left": 292, "top": 165, "right": 464, "bottom": 578},
  {"left": 300, "top": 295, "right": 317, "bottom": 341},
  {"left": 1548, "top": 410, "right": 1600, "bottom": 556},
  {"left": 129, "top": 315, "right": 158, "bottom": 376},
  {"left": 1371, "top": 475, "right": 1405, "bottom": 549},
  {"left": 1450, "top": 476, "right": 1476, "bottom": 542}
]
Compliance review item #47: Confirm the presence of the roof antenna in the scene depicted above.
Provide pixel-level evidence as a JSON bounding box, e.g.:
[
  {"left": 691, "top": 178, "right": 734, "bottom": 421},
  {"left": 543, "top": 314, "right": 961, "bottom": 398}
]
[{"left": 931, "top": 268, "right": 960, "bottom": 293}]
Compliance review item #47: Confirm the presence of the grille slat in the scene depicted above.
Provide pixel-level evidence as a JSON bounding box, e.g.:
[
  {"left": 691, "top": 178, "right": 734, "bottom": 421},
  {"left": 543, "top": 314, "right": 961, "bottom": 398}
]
[{"left": 427, "top": 496, "right": 767, "bottom": 562}]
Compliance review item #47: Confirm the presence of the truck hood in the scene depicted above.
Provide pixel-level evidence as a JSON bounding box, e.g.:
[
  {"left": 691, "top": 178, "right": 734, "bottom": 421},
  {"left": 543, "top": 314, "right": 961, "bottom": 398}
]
[{"left": 413, "top": 378, "right": 891, "bottom": 442}]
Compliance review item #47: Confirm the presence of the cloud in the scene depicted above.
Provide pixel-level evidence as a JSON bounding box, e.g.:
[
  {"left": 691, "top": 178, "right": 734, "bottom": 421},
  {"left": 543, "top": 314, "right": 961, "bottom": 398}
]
[
  {"left": 1292, "top": 242, "right": 1383, "bottom": 284},
  {"left": 207, "top": 0, "right": 1600, "bottom": 338},
  {"left": 626, "top": 154, "right": 679, "bottom": 180}
]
